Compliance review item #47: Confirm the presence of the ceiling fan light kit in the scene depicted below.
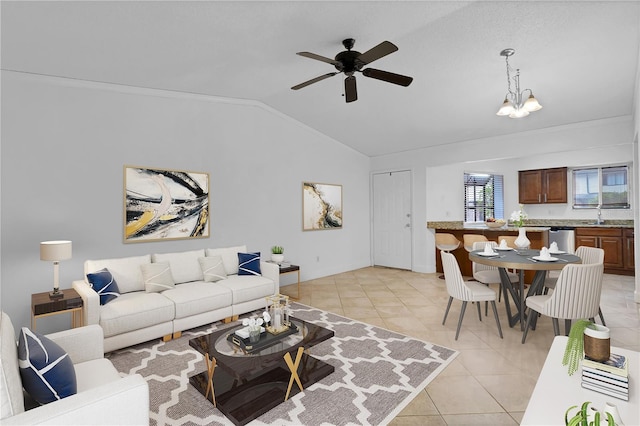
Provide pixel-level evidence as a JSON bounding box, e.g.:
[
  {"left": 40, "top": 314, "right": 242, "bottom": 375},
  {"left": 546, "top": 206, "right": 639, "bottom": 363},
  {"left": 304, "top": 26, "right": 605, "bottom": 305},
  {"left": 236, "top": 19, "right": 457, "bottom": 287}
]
[
  {"left": 292, "top": 38, "right": 413, "bottom": 103},
  {"left": 496, "top": 48, "right": 542, "bottom": 118}
]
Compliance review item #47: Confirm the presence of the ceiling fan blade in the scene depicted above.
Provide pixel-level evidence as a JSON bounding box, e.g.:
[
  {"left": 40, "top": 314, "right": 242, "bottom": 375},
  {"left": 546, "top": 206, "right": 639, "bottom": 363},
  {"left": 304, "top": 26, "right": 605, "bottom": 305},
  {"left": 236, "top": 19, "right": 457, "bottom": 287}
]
[
  {"left": 296, "top": 51, "right": 341, "bottom": 67},
  {"left": 356, "top": 41, "right": 398, "bottom": 65},
  {"left": 362, "top": 68, "right": 413, "bottom": 86},
  {"left": 291, "top": 72, "right": 338, "bottom": 90},
  {"left": 345, "top": 75, "right": 357, "bottom": 103}
]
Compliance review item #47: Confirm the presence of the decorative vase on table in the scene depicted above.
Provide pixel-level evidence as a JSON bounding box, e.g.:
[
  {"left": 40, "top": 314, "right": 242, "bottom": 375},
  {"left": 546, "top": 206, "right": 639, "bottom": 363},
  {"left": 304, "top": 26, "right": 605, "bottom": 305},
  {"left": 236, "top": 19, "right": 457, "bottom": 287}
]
[{"left": 514, "top": 227, "right": 530, "bottom": 249}]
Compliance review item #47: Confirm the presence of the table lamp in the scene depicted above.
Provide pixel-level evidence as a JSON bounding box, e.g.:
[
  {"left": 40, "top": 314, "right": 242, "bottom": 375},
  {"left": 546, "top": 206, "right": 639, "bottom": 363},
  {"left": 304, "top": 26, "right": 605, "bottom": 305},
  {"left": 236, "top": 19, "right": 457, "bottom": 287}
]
[{"left": 40, "top": 240, "right": 72, "bottom": 299}]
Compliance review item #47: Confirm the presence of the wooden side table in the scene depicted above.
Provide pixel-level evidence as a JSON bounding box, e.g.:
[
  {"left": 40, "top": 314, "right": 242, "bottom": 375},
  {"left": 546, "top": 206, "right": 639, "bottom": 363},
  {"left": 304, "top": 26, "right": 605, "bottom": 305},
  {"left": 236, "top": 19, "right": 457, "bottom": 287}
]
[
  {"left": 278, "top": 264, "right": 301, "bottom": 300},
  {"left": 31, "top": 288, "right": 84, "bottom": 331}
]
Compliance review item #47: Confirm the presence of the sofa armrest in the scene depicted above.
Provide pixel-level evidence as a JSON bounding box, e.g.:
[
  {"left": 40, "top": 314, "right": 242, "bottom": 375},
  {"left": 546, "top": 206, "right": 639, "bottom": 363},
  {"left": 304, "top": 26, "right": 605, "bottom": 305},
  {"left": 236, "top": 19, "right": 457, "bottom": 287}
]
[
  {"left": 72, "top": 280, "right": 100, "bottom": 326},
  {"left": 260, "top": 261, "right": 279, "bottom": 293},
  {"left": 2, "top": 374, "right": 149, "bottom": 425},
  {"left": 46, "top": 325, "right": 104, "bottom": 364}
]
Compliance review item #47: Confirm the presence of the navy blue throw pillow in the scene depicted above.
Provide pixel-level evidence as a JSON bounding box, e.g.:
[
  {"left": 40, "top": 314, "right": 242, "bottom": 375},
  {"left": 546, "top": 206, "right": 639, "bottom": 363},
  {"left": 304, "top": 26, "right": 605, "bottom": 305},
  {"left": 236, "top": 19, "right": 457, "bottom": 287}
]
[
  {"left": 18, "top": 328, "right": 77, "bottom": 404},
  {"left": 238, "top": 252, "right": 261, "bottom": 276},
  {"left": 86, "top": 268, "right": 120, "bottom": 305}
]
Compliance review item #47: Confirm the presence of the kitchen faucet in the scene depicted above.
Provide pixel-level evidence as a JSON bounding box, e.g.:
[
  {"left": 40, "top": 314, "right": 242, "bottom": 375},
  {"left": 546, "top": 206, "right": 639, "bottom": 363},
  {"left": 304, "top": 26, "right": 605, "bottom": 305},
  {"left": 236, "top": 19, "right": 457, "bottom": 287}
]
[{"left": 596, "top": 205, "right": 604, "bottom": 225}]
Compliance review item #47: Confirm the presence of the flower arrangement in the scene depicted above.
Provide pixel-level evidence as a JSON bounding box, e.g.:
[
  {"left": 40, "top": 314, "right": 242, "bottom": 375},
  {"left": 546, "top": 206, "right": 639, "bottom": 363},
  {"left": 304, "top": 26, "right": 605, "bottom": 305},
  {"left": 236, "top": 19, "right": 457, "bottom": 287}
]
[{"left": 509, "top": 204, "right": 528, "bottom": 227}]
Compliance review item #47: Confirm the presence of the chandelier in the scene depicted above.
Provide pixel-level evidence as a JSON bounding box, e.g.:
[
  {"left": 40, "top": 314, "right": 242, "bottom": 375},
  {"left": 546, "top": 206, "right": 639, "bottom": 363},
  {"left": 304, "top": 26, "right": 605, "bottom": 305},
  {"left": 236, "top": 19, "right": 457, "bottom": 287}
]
[{"left": 496, "top": 48, "right": 542, "bottom": 118}]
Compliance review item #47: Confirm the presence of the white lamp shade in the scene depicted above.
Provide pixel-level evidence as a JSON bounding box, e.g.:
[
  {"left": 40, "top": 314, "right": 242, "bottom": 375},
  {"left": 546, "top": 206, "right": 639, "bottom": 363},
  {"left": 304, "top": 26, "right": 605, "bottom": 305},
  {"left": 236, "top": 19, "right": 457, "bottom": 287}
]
[
  {"left": 523, "top": 94, "right": 542, "bottom": 112},
  {"left": 496, "top": 99, "right": 515, "bottom": 116},
  {"left": 509, "top": 108, "right": 530, "bottom": 118},
  {"left": 40, "top": 240, "right": 72, "bottom": 261}
]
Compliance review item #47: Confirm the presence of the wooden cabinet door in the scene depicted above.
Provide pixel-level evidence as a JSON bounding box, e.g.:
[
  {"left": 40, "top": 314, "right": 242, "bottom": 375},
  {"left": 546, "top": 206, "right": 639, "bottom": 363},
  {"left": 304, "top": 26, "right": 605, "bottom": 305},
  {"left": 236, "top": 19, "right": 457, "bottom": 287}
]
[
  {"left": 600, "top": 236, "right": 624, "bottom": 269},
  {"left": 519, "top": 170, "right": 542, "bottom": 204},
  {"left": 575, "top": 235, "right": 598, "bottom": 249},
  {"left": 543, "top": 167, "right": 568, "bottom": 203},
  {"left": 624, "top": 229, "right": 635, "bottom": 270}
]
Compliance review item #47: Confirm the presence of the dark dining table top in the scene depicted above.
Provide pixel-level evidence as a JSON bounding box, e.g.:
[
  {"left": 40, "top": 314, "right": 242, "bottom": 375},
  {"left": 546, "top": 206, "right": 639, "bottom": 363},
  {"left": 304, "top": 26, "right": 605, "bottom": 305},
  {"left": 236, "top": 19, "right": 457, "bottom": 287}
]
[{"left": 469, "top": 248, "right": 581, "bottom": 271}]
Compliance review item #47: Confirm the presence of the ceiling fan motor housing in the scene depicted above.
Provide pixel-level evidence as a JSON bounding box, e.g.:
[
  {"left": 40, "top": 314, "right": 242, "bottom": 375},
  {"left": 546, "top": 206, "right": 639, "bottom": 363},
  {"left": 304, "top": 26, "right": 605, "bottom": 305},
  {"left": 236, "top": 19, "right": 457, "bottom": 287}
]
[{"left": 334, "top": 50, "right": 363, "bottom": 73}]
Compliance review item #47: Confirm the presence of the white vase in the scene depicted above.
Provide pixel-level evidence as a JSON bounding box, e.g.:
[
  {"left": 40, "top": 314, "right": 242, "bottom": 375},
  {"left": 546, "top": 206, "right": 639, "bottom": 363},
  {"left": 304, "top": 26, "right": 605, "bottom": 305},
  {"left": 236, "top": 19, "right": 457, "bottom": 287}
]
[
  {"left": 271, "top": 253, "right": 284, "bottom": 264},
  {"left": 603, "top": 402, "right": 624, "bottom": 425},
  {"left": 514, "top": 227, "right": 530, "bottom": 249}
]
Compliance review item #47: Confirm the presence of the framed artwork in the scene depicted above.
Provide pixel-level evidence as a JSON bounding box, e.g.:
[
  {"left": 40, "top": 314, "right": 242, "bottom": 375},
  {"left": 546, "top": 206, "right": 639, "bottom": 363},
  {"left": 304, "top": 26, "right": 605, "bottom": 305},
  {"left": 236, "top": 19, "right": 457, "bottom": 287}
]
[
  {"left": 303, "top": 182, "right": 343, "bottom": 231},
  {"left": 124, "top": 166, "right": 209, "bottom": 243}
]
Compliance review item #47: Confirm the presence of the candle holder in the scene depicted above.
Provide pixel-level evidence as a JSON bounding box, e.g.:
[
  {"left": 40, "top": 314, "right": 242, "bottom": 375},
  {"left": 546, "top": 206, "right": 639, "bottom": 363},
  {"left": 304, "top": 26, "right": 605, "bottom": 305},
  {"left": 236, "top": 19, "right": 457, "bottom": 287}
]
[{"left": 265, "top": 294, "right": 291, "bottom": 334}]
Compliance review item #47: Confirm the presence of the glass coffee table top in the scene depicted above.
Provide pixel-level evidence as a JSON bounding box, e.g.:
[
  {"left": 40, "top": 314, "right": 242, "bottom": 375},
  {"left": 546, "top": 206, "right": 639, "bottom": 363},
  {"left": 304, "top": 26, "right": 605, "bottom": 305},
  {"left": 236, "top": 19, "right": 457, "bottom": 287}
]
[{"left": 188, "top": 316, "right": 334, "bottom": 426}]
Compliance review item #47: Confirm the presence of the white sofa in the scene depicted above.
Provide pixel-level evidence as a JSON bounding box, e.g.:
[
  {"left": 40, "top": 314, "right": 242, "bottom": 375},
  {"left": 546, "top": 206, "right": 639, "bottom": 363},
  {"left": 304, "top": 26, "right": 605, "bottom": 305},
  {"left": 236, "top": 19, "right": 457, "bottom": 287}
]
[
  {"left": 72, "top": 245, "right": 279, "bottom": 353},
  {"left": 0, "top": 311, "right": 149, "bottom": 425}
]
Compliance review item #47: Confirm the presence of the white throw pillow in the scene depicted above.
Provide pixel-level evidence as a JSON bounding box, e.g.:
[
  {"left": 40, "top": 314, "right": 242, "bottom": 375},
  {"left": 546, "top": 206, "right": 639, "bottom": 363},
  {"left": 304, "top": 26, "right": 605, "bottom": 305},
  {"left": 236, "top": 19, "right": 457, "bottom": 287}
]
[
  {"left": 141, "top": 262, "right": 175, "bottom": 293},
  {"left": 151, "top": 249, "right": 205, "bottom": 284},
  {"left": 198, "top": 256, "right": 227, "bottom": 282},
  {"left": 206, "top": 245, "right": 246, "bottom": 275}
]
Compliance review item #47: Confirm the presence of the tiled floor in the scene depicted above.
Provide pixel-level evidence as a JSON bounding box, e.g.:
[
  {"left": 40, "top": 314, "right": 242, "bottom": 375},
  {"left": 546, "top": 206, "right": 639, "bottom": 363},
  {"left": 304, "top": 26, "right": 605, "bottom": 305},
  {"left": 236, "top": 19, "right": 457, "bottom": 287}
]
[{"left": 280, "top": 267, "right": 639, "bottom": 425}]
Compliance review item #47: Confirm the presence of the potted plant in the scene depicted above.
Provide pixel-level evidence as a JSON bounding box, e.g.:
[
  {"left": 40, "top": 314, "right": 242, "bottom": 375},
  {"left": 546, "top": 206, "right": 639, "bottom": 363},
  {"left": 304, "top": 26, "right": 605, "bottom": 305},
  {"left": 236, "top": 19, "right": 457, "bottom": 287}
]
[
  {"left": 271, "top": 245, "right": 284, "bottom": 264},
  {"left": 563, "top": 319, "right": 611, "bottom": 376},
  {"left": 565, "top": 401, "right": 617, "bottom": 426}
]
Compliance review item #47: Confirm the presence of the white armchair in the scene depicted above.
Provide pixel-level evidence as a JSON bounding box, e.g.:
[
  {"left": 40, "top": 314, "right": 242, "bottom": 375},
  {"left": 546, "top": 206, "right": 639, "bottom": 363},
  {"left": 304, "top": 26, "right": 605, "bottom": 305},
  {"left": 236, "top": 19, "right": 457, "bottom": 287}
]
[{"left": 0, "top": 311, "right": 149, "bottom": 425}]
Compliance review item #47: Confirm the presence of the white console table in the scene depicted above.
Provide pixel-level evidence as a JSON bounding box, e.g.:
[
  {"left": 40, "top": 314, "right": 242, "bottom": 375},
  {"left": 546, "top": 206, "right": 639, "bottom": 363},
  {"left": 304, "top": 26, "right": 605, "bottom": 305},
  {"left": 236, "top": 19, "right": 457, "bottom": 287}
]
[{"left": 522, "top": 336, "right": 638, "bottom": 425}]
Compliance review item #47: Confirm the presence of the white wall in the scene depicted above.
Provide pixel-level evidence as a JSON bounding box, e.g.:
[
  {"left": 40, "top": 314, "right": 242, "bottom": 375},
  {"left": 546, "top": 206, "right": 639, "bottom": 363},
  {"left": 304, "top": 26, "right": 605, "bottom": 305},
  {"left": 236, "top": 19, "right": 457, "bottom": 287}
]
[
  {"left": 371, "top": 117, "right": 635, "bottom": 274},
  {"left": 0, "top": 71, "right": 372, "bottom": 332}
]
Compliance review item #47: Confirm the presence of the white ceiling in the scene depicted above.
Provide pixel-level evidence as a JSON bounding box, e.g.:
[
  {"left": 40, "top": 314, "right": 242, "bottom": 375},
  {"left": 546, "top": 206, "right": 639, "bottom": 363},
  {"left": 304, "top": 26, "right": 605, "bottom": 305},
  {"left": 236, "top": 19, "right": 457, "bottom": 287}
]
[{"left": 2, "top": 1, "right": 639, "bottom": 157}]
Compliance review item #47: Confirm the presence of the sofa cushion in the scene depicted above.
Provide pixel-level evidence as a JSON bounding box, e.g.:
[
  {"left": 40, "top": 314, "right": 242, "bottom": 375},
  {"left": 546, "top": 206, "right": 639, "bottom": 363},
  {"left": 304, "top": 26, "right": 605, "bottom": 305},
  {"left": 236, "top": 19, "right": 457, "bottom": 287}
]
[
  {"left": 1, "top": 312, "right": 24, "bottom": 418},
  {"left": 99, "top": 292, "right": 174, "bottom": 338},
  {"left": 217, "top": 275, "right": 275, "bottom": 304},
  {"left": 18, "top": 328, "right": 77, "bottom": 405},
  {"left": 238, "top": 252, "right": 261, "bottom": 276},
  {"left": 86, "top": 268, "right": 120, "bottom": 305},
  {"left": 162, "top": 282, "right": 233, "bottom": 319},
  {"left": 73, "top": 358, "right": 121, "bottom": 392},
  {"left": 198, "top": 256, "right": 227, "bottom": 282},
  {"left": 85, "top": 255, "right": 151, "bottom": 294},
  {"left": 152, "top": 249, "right": 205, "bottom": 284},
  {"left": 141, "top": 262, "right": 175, "bottom": 293},
  {"left": 206, "top": 245, "right": 247, "bottom": 275}
]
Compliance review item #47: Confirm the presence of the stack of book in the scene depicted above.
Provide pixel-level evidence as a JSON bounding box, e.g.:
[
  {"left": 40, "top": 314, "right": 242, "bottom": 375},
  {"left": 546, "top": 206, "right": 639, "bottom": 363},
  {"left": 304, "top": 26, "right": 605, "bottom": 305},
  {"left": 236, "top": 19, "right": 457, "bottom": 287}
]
[{"left": 581, "top": 352, "right": 629, "bottom": 401}]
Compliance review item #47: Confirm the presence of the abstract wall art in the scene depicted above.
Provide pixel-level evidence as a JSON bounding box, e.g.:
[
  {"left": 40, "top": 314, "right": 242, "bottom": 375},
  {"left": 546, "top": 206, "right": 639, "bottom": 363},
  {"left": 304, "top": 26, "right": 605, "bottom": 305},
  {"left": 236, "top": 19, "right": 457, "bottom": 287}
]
[
  {"left": 124, "top": 166, "right": 209, "bottom": 242},
  {"left": 302, "top": 182, "right": 342, "bottom": 231}
]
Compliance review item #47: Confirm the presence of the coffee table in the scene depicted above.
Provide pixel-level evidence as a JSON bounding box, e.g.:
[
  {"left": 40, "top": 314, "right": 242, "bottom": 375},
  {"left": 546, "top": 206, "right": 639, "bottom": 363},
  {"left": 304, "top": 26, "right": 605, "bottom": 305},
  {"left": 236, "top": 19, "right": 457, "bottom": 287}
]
[{"left": 189, "top": 316, "right": 334, "bottom": 426}]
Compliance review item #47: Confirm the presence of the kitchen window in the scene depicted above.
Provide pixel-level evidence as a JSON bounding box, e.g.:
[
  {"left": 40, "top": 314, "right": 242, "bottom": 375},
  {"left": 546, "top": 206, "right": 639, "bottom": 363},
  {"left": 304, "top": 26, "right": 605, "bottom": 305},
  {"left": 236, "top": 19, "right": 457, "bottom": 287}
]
[
  {"left": 572, "top": 165, "right": 630, "bottom": 209},
  {"left": 464, "top": 173, "right": 504, "bottom": 222}
]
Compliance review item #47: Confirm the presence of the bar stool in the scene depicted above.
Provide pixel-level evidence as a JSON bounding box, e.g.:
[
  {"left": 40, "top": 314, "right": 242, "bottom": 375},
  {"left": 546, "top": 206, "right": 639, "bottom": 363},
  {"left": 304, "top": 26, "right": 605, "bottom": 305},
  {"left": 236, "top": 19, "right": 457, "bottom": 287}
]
[
  {"left": 463, "top": 234, "right": 488, "bottom": 252},
  {"left": 435, "top": 233, "right": 461, "bottom": 279}
]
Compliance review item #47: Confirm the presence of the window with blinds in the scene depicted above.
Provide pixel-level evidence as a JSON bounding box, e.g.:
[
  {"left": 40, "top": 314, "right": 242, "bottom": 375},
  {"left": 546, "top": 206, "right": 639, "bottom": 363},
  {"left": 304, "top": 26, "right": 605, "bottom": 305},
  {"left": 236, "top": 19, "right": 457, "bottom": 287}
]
[
  {"left": 464, "top": 173, "right": 504, "bottom": 222},
  {"left": 573, "top": 164, "right": 630, "bottom": 209}
]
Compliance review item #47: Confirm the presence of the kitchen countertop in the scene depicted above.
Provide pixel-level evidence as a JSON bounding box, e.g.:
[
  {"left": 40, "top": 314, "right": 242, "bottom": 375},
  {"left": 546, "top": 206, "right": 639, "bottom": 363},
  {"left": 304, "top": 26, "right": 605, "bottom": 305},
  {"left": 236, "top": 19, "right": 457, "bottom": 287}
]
[{"left": 427, "top": 219, "right": 633, "bottom": 230}]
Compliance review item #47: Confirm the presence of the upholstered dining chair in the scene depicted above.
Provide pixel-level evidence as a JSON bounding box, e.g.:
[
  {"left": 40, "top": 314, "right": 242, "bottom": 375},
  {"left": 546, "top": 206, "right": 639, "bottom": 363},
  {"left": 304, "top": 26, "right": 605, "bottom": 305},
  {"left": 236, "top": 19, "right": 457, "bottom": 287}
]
[
  {"left": 497, "top": 235, "right": 518, "bottom": 249},
  {"left": 441, "top": 251, "right": 503, "bottom": 340},
  {"left": 435, "top": 233, "right": 462, "bottom": 279},
  {"left": 463, "top": 234, "right": 488, "bottom": 252},
  {"left": 522, "top": 262, "right": 604, "bottom": 343},
  {"left": 544, "top": 246, "right": 606, "bottom": 325},
  {"left": 472, "top": 241, "right": 519, "bottom": 306}
]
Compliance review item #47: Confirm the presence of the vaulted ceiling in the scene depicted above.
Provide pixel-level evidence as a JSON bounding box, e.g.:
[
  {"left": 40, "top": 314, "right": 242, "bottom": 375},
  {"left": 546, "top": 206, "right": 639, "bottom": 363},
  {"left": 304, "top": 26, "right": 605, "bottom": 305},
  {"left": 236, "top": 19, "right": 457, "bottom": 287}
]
[{"left": 3, "top": 1, "right": 639, "bottom": 157}]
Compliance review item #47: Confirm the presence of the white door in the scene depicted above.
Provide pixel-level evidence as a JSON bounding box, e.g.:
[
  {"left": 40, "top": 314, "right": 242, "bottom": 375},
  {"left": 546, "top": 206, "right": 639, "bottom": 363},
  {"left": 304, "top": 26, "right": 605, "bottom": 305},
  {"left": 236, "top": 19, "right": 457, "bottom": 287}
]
[{"left": 373, "top": 170, "right": 412, "bottom": 270}]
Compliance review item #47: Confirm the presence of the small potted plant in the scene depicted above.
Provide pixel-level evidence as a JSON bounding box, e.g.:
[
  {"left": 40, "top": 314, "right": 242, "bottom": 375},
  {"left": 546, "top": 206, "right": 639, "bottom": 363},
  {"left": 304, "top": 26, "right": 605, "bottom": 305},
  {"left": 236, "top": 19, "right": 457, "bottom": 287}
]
[
  {"left": 563, "top": 319, "right": 611, "bottom": 376},
  {"left": 565, "top": 401, "right": 617, "bottom": 426},
  {"left": 271, "top": 245, "right": 284, "bottom": 264}
]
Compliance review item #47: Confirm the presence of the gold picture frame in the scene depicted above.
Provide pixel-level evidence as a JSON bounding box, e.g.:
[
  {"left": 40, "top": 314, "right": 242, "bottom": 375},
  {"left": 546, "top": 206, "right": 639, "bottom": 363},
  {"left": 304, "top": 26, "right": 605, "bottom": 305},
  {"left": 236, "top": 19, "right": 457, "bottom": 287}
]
[
  {"left": 302, "top": 182, "right": 342, "bottom": 231},
  {"left": 124, "top": 166, "right": 209, "bottom": 243}
]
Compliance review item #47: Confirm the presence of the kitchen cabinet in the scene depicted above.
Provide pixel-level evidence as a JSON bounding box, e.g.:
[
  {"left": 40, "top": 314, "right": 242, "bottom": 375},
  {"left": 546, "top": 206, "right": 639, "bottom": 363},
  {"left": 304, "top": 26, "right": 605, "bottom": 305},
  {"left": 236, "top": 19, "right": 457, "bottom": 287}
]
[
  {"left": 624, "top": 228, "right": 634, "bottom": 271},
  {"left": 575, "top": 227, "right": 629, "bottom": 274},
  {"left": 519, "top": 167, "right": 567, "bottom": 204}
]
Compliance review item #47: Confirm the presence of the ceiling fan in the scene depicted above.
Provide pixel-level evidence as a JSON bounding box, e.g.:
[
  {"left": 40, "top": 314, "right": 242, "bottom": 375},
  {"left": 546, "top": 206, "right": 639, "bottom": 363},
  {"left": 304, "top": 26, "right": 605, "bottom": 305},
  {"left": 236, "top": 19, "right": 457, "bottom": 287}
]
[{"left": 291, "top": 38, "right": 413, "bottom": 103}]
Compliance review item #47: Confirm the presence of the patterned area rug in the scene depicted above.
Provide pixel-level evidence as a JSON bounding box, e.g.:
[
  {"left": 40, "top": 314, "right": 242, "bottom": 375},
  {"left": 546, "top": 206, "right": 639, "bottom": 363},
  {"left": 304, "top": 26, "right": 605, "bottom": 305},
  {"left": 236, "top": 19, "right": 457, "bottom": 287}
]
[{"left": 107, "top": 303, "right": 458, "bottom": 426}]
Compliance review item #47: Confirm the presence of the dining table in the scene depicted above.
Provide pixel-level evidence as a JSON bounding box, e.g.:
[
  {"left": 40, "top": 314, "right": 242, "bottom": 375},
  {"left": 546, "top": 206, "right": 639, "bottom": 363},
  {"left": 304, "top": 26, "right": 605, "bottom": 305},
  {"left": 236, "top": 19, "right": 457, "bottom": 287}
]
[{"left": 469, "top": 248, "right": 581, "bottom": 331}]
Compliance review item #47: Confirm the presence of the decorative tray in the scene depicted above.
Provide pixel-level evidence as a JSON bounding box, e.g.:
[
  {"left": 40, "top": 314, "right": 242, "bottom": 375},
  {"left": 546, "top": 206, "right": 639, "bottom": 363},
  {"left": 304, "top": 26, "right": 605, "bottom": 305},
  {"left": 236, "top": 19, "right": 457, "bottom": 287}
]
[{"left": 228, "top": 323, "right": 299, "bottom": 354}]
